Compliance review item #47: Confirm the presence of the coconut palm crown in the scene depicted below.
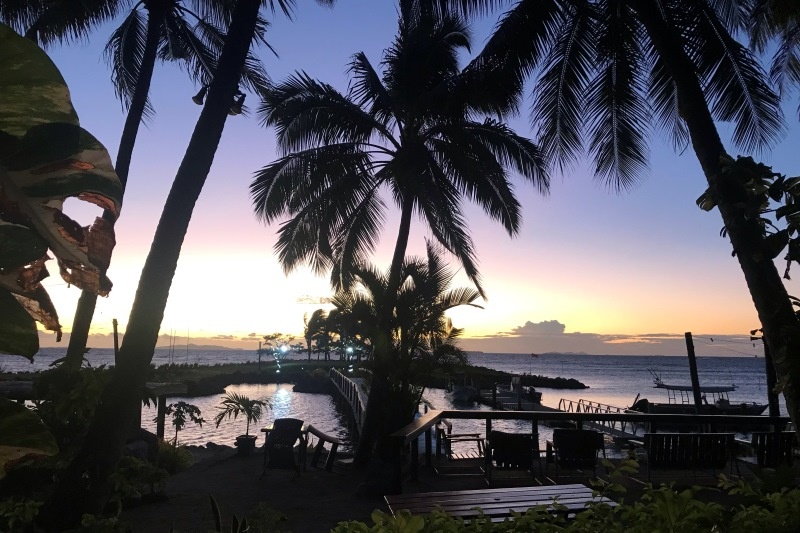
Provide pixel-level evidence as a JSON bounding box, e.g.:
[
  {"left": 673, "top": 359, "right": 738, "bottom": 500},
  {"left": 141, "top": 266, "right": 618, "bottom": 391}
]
[
  {"left": 250, "top": 0, "right": 549, "bottom": 301},
  {"left": 455, "top": 0, "right": 785, "bottom": 190}
]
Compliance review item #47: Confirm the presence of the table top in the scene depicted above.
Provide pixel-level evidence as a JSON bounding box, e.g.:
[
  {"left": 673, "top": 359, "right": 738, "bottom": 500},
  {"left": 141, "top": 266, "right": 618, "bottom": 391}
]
[{"left": 385, "top": 483, "right": 615, "bottom": 519}]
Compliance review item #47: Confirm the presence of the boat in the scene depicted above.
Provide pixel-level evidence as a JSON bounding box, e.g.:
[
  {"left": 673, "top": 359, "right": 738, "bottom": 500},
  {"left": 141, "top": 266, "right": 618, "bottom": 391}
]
[
  {"left": 630, "top": 370, "right": 768, "bottom": 416},
  {"left": 447, "top": 384, "right": 479, "bottom": 404}
]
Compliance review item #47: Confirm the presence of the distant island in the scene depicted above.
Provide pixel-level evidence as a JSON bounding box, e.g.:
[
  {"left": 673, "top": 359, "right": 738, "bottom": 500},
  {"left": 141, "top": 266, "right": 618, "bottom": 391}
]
[{"left": 153, "top": 343, "right": 245, "bottom": 351}]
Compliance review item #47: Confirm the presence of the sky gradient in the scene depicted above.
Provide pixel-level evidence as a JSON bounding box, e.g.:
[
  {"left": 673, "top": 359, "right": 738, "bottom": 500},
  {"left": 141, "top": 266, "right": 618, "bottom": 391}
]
[{"left": 28, "top": 1, "right": 800, "bottom": 358}]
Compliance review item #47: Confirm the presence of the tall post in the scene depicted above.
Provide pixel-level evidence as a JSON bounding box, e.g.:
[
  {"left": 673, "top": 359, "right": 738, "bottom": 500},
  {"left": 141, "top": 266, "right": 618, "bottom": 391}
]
[
  {"left": 685, "top": 332, "right": 704, "bottom": 412},
  {"left": 112, "top": 319, "right": 120, "bottom": 361},
  {"left": 759, "top": 336, "right": 782, "bottom": 424}
]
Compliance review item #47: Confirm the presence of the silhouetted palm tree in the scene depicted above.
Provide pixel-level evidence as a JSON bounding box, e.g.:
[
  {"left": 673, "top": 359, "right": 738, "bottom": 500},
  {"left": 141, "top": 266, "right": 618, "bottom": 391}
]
[
  {"left": 251, "top": 0, "right": 548, "bottom": 465},
  {"left": 42, "top": 1, "right": 333, "bottom": 526},
  {"left": 1, "top": 0, "right": 273, "bottom": 365},
  {"left": 304, "top": 308, "right": 328, "bottom": 360},
  {"left": 454, "top": 0, "right": 800, "bottom": 434},
  {"left": 330, "top": 242, "right": 480, "bottom": 420}
]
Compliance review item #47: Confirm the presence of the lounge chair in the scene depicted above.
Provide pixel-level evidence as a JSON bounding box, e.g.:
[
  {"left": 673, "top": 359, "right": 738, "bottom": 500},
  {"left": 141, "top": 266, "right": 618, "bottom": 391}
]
[
  {"left": 485, "top": 430, "right": 540, "bottom": 486},
  {"left": 261, "top": 418, "right": 306, "bottom": 478},
  {"left": 433, "top": 420, "right": 485, "bottom": 477},
  {"left": 546, "top": 428, "right": 605, "bottom": 482},
  {"left": 749, "top": 431, "right": 797, "bottom": 468}
]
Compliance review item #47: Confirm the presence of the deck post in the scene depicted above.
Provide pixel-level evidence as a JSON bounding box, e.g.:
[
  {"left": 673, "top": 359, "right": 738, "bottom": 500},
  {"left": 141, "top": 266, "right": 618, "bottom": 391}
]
[
  {"left": 685, "top": 332, "right": 704, "bottom": 411},
  {"left": 424, "top": 428, "right": 432, "bottom": 467}
]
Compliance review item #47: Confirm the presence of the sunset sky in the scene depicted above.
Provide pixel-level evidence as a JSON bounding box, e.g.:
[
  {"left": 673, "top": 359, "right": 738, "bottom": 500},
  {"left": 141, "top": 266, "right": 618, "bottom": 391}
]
[{"left": 27, "top": 1, "right": 800, "bottom": 358}]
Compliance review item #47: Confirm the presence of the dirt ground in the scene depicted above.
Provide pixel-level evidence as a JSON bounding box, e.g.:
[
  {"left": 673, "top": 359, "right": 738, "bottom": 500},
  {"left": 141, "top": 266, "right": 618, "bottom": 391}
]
[{"left": 119, "top": 444, "right": 492, "bottom": 533}]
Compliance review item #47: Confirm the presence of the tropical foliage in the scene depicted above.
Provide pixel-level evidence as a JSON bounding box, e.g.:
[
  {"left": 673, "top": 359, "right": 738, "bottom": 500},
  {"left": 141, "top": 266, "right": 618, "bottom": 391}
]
[
  {"left": 40, "top": 1, "right": 335, "bottom": 525},
  {"left": 1, "top": 0, "right": 275, "bottom": 365},
  {"left": 0, "top": 23, "right": 122, "bottom": 358},
  {"left": 213, "top": 391, "right": 269, "bottom": 437},
  {"left": 160, "top": 401, "right": 204, "bottom": 446},
  {"left": 329, "top": 243, "right": 479, "bottom": 421},
  {"left": 746, "top": 0, "right": 800, "bottom": 119},
  {"left": 252, "top": 0, "right": 548, "bottom": 463}
]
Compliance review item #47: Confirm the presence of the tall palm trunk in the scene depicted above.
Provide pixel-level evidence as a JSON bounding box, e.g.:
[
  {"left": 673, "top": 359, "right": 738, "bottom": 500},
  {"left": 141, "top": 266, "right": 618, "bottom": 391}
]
[
  {"left": 42, "top": 1, "right": 261, "bottom": 527},
  {"left": 63, "top": 6, "right": 166, "bottom": 368},
  {"left": 354, "top": 197, "right": 415, "bottom": 467},
  {"left": 635, "top": 6, "right": 800, "bottom": 434}
]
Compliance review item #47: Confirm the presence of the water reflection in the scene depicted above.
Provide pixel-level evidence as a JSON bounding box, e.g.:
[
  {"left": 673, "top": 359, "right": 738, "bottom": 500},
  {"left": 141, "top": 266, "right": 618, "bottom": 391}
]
[{"left": 142, "top": 383, "right": 355, "bottom": 451}]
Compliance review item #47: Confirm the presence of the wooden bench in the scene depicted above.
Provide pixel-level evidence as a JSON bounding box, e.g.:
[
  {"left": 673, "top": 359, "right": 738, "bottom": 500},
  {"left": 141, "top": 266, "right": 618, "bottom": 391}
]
[
  {"left": 385, "top": 483, "right": 615, "bottom": 522},
  {"left": 305, "top": 424, "right": 344, "bottom": 472},
  {"left": 643, "top": 432, "right": 735, "bottom": 481}
]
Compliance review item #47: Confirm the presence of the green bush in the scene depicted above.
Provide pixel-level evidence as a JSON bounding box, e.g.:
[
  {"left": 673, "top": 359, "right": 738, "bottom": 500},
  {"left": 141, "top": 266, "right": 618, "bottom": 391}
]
[
  {"left": 155, "top": 441, "right": 193, "bottom": 475},
  {"left": 332, "top": 458, "right": 800, "bottom": 533}
]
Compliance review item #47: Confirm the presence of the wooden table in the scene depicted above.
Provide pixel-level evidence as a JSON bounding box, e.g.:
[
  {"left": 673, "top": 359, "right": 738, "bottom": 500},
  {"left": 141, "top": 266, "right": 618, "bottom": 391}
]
[{"left": 385, "top": 483, "right": 614, "bottom": 521}]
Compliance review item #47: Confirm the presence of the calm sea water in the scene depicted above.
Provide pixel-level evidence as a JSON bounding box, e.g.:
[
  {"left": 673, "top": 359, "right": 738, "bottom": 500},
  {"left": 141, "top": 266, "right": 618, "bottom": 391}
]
[{"left": 2, "top": 348, "right": 784, "bottom": 452}]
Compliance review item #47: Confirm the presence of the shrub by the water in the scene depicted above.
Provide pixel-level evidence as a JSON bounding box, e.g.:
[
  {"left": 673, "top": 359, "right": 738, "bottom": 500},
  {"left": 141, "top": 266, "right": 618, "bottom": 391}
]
[{"left": 155, "top": 441, "right": 193, "bottom": 475}]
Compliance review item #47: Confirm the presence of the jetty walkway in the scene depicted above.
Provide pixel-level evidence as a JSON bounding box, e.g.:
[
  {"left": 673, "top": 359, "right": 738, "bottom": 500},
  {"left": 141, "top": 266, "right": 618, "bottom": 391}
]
[{"left": 329, "top": 368, "right": 367, "bottom": 434}]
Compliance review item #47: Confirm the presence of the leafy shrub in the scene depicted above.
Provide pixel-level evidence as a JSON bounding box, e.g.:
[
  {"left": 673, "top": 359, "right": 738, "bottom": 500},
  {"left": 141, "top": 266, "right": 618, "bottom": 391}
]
[
  {"left": 108, "top": 456, "right": 168, "bottom": 513},
  {"left": 0, "top": 497, "right": 42, "bottom": 532},
  {"left": 311, "top": 368, "right": 329, "bottom": 380},
  {"left": 155, "top": 441, "right": 193, "bottom": 475},
  {"left": 32, "top": 366, "right": 111, "bottom": 450},
  {"left": 332, "top": 458, "right": 800, "bottom": 533}
]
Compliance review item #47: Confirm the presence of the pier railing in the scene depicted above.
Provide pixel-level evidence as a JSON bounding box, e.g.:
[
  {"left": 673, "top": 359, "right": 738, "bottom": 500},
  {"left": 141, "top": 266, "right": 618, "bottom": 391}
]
[
  {"left": 558, "top": 398, "right": 645, "bottom": 438},
  {"left": 389, "top": 409, "right": 791, "bottom": 493},
  {"left": 329, "top": 368, "right": 367, "bottom": 433}
]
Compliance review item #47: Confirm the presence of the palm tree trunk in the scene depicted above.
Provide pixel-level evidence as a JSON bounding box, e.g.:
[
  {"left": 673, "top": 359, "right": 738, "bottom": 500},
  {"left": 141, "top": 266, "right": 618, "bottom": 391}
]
[
  {"left": 635, "top": 6, "right": 800, "bottom": 433},
  {"left": 63, "top": 7, "right": 165, "bottom": 369},
  {"left": 41, "top": 1, "right": 261, "bottom": 527},
  {"left": 354, "top": 197, "right": 415, "bottom": 468}
]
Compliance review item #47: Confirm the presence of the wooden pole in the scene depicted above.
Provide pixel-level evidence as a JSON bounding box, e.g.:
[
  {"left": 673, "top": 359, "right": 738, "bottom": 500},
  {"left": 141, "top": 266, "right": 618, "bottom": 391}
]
[
  {"left": 760, "top": 337, "right": 782, "bottom": 423},
  {"left": 112, "top": 319, "right": 119, "bottom": 361},
  {"left": 685, "top": 332, "right": 704, "bottom": 412}
]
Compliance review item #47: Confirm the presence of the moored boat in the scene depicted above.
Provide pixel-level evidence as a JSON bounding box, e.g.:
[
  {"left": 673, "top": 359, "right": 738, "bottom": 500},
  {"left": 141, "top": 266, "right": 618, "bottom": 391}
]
[{"left": 630, "top": 371, "right": 767, "bottom": 416}]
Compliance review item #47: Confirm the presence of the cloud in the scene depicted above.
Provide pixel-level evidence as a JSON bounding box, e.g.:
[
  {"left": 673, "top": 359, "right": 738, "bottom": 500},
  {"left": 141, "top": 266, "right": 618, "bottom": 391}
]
[
  {"left": 459, "top": 319, "right": 760, "bottom": 356},
  {"left": 508, "top": 320, "right": 567, "bottom": 336},
  {"left": 247, "top": 332, "right": 258, "bottom": 337},
  {"left": 212, "top": 334, "right": 235, "bottom": 340}
]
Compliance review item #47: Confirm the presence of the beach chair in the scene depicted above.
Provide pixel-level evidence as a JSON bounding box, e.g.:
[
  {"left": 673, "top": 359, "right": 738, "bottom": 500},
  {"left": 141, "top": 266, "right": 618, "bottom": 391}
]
[
  {"left": 261, "top": 418, "right": 306, "bottom": 478},
  {"left": 485, "top": 430, "right": 541, "bottom": 486},
  {"left": 545, "top": 428, "right": 605, "bottom": 482},
  {"left": 750, "top": 431, "right": 797, "bottom": 468},
  {"left": 433, "top": 420, "right": 485, "bottom": 477}
]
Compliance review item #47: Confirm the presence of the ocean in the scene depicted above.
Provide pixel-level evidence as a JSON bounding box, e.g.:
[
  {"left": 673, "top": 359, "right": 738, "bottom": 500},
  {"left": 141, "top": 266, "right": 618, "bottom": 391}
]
[{"left": 2, "top": 348, "right": 785, "bottom": 452}]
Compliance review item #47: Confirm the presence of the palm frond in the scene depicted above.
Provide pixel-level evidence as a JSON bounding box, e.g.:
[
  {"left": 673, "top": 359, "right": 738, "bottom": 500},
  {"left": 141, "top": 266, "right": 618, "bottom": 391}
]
[
  {"left": 768, "top": 22, "right": 800, "bottom": 98},
  {"left": 530, "top": 2, "right": 595, "bottom": 173},
  {"left": 260, "top": 73, "right": 389, "bottom": 153},
  {"left": 18, "top": 0, "right": 125, "bottom": 47},
  {"left": 646, "top": 48, "right": 690, "bottom": 152},
  {"left": 416, "top": 167, "right": 485, "bottom": 297},
  {"left": 428, "top": 132, "right": 520, "bottom": 236},
  {"left": 584, "top": 2, "right": 650, "bottom": 191},
  {"left": 103, "top": 7, "right": 154, "bottom": 117},
  {"left": 462, "top": 0, "right": 563, "bottom": 115},
  {"left": 347, "top": 52, "right": 395, "bottom": 126},
  {"left": 689, "top": 1, "right": 785, "bottom": 152}
]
